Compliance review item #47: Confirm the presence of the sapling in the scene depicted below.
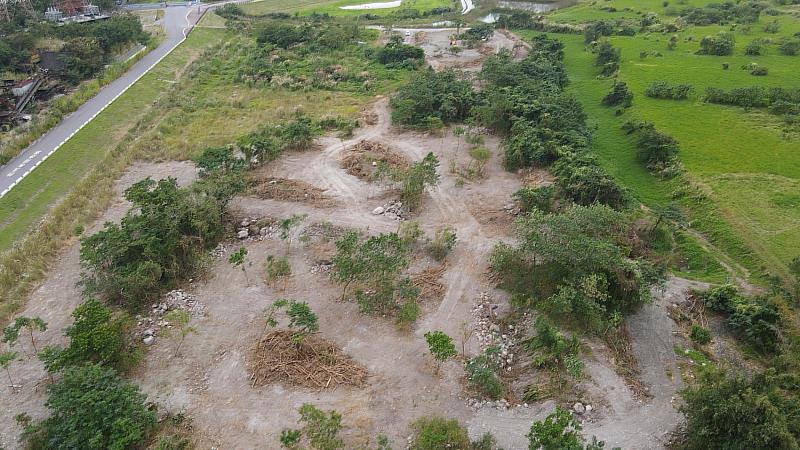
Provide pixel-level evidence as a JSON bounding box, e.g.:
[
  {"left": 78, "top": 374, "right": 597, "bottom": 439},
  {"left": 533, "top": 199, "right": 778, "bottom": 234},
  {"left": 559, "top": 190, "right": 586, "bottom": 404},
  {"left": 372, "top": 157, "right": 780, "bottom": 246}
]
[
  {"left": 3, "top": 316, "right": 48, "bottom": 356},
  {"left": 229, "top": 246, "right": 249, "bottom": 284},
  {"left": 424, "top": 330, "right": 456, "bottom": 374},
  {"left": 164, "top": 310, "right": 196, "bottom": 357},
  {"left": 1, "top": 351, "right": 18, "bottom": 392}
]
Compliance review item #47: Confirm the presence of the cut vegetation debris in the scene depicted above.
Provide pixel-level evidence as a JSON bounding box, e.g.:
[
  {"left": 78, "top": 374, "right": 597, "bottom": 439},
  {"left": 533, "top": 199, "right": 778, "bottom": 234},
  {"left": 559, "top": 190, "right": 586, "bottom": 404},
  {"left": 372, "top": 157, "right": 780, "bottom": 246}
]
[
  {"left": 247, "top": 174, "right": 333, "bottom": 207},
  {"left": 248, "top": 330, "right": 368, "bottom": 390},
  {"left": 340, "top": 139, "right": 410, "bottom": 181}
]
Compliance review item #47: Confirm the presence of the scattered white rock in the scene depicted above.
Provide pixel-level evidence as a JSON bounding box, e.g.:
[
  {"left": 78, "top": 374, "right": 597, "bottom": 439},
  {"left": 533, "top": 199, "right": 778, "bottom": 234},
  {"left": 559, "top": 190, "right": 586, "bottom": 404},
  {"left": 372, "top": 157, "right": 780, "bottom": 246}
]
[
  {"left": 237, "top": 229, "right": 249, "bottom": 239},
  {"left": 372, "top": 206, "right": 385, "bottom": 215},
  {"left": 573, "top": 402, "right": 586, "bottom": 414},
  {"left": 143, "top": 335, "right": 155, "bottom": 346}
]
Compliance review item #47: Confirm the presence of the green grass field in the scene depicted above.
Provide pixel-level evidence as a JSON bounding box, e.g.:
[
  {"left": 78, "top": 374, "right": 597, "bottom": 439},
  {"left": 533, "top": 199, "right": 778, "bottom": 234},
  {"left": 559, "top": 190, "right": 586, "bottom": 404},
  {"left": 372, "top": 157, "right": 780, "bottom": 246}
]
[
  {"left": 518, "top": 0, "right": 800, "bottom": 281},
  {"left": 0, "top": 28, "right": 224, "bottom": 252}
]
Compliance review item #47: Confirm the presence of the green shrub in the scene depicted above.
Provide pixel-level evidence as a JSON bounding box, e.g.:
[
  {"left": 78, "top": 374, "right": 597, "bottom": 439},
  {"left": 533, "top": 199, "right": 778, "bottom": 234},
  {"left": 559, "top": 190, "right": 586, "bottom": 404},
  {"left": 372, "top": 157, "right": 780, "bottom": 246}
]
[
  {"left": 514, "top": 186, "right": 556, "bottom": 213},
  {"left": 19, "top": 364, "right": 155, "bottom": 450},
  {"left": 426, "top": 228, "right": 457, "bottom": 261},
  {"left": 697, "top": 32, "right": 735, "bottom": 56},
  {"left": 391, "top": 70, "right": 475, "bottom": 128},
  {"left": 80, "top": 178, "right": 231, "bottom": 308},
  {"left": 465, "top": 352, "right": 506, "bottom": 400},
  {"left": 411, "top": 416, "right": 472, "bottom": 450},
  {"left": 681, "top": 370, "right": 800, "bottom": 449},
  {"left": 601, "top": 81, "right": 633, "bottom": 108},
  {"left": 690, "top": 325, "right": 712, "bottom": 345},
  {"left": 645, "top": 81, "right": 693, "bottom": 99},
  {"left": 528, "top": 406, "right": 605, "bottom": 450},
  {"left": 39, "top": 299, "right": 134, "bottom": 372}
]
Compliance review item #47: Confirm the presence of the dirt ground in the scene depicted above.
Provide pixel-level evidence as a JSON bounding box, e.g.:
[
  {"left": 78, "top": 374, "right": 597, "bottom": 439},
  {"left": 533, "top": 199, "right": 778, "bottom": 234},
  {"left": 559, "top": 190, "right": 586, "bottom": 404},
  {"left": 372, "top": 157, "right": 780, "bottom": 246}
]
[{"left": 1, "top": 30, "right": 695, "bottom": 450}]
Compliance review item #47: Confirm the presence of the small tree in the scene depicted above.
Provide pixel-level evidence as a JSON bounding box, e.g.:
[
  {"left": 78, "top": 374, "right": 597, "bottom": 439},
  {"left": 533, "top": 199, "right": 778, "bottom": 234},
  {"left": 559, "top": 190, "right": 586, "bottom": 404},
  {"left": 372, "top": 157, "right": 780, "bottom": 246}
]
[
  {"left": 280, "top": 214, "right": 308, "bottom": 253},
  {"left": 163, "top": 310, "right": 197, "bottom": 357},
  {"left": 265, "top": 299, "right": 319, "bottom": 343},
  {"left": 424, "top": 331, "right": 456, "bottom": 373},
  {"left": 229, "top": 246, "right": 249, "bottom": 284},
  {"left": 1, "top": 351, "right": 18, "bottom": 392},
  {"left": 392, "top": 153, "right": 440, "bottom": 211},
  {"left": 3, "top": 316, "right": 48, "bottom": 356}
]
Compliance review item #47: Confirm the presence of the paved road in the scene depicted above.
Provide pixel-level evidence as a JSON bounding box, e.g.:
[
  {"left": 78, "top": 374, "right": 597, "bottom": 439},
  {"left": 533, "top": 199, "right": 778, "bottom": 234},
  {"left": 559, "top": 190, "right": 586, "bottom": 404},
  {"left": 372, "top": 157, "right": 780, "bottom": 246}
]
[{"left": 0, "top": 4, "right": 202, "bottom": 198}]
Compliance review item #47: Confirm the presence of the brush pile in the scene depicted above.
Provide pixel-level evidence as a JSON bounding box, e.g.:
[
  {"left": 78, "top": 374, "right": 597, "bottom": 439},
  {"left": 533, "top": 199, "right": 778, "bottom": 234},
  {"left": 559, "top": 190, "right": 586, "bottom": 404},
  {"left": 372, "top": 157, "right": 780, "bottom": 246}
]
[
  {"left": 340, "top": 140, "right": 409, "bottom": 181},
  {"left": 249, "top": 330, "right": 368, "bottom": 390}
]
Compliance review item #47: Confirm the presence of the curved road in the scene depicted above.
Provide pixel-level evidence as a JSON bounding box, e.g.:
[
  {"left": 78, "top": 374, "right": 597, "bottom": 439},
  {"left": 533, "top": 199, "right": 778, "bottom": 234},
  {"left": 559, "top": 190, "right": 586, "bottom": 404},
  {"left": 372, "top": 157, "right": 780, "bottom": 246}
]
[{"left": 0, "top": 4, "right": 202, "bottom": 198}]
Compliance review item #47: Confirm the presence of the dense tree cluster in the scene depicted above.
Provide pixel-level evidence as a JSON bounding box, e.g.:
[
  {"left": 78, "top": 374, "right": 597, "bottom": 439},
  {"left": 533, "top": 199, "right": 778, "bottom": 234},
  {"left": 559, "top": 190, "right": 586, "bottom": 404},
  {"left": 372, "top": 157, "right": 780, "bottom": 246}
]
[
  {"left": 1, "top": 15, "right": 148, "bottom": 83},
  {"left": 491, "top": 204, "right": 664, "bottom": 331},
  {"left": 705, "top": 85, "right": 800, "bottom": 121},
  {"left": 601, "top": 81, "right": 633, "bottom": 108},
  {"left": 370, "top": 35, "right": 425, "bottom": 69},
  {"left": 679, "top": 1, "right": 767, "bottom": 25},
  {"left": 472, "top": 36, "right": 627, "bottom": 209},
  {"left": 390, "top": 69, "right": 475, "bottom": 127}
]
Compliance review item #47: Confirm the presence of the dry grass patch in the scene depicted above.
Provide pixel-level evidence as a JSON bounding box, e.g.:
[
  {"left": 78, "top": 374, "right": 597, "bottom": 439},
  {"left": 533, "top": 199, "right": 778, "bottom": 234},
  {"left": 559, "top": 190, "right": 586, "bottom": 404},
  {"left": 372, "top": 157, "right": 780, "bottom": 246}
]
[{"left": 248, "top": 330, "right": 368, "bottom": 390}]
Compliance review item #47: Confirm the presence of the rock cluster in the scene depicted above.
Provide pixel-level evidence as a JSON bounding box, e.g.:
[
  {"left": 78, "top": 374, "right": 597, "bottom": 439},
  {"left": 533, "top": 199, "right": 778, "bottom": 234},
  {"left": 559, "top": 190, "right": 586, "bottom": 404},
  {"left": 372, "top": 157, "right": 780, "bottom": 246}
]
[
  {"left": 236, "top": 217, "right": 280, "bottom": 240},
  {"left": 372, "top": 200, "right": 405, "bottom": 221},
  {"left": 135, "top": 290, "right": 206, "bottom": 345},
  {"left": 310, "top": 261, "right": 333, "bottom": 274},
  {"left": 503, "top": 202, "right": 521, "bottom": 216},
  {"left": 471, "top": 292, "right": 518, "bottom": 372}
]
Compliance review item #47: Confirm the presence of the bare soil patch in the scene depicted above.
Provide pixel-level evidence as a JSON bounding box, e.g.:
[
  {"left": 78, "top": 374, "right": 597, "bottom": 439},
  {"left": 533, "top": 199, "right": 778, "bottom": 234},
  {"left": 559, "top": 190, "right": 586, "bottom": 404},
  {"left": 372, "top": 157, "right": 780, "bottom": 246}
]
[
  {"left": 340, "top": 139, "right": 409, "bottom": 181},
  {"left": 248, "top": 330, "right": 368, "bottom": 390}
]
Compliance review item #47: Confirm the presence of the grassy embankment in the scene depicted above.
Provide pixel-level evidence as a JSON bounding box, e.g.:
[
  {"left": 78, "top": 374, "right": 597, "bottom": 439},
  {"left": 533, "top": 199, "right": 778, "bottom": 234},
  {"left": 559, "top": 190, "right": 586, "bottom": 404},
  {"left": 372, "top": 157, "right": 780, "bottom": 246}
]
[{"left": 517, "top": 0, "right": 800, "bottom": 283}]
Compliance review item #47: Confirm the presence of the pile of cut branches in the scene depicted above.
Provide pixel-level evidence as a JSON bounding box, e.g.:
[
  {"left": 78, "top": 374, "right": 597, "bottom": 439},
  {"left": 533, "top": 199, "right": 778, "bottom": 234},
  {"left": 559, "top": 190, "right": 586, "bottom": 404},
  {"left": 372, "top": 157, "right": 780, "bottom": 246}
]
[
  {"left": 247, "top": 176, "right": 332, "bottom": 206},
  {"left": 412, "top": 264, "right": 446, "bottom": 302},
  {"left": 249, "top": 330, "right": 368, "bottom": 390},
  {"left": 340, "top": 140, "right": 409, "bottom": 181}
]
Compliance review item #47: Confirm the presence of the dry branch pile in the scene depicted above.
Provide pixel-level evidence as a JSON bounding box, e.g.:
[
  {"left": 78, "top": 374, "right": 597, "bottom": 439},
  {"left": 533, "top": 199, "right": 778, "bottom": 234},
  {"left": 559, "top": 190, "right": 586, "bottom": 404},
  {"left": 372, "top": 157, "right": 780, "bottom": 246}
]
[
  {"left": 247, "top": 176, "right": 333, "bottom": 206},
  {"left": 340, "top": 140, "right": 409, "bottom": 181},
  {"left": 249, "top": 330, "right": 368, "bottom": 390},
  {"left": 412, "top": 265, "right": 446, "bottom": 302}
]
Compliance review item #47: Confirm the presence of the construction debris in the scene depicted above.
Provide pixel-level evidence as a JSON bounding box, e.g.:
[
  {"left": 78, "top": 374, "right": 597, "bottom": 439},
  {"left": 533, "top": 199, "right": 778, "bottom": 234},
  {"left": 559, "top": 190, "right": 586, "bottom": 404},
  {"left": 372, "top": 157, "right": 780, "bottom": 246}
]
[{"left": 249, "top": 330, "right": 368, "bottom": 390}]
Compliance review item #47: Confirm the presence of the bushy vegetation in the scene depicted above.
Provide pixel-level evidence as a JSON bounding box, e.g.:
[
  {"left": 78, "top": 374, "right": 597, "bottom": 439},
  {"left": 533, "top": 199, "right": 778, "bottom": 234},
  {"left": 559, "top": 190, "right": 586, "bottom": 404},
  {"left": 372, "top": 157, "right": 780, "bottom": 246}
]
[
  {"left": 695, "top": 284, "right": 781, "bottom": 353},
  {"left": 371, "top": 35, "right": 425, "bottom": 68},
  {"left": 1, "top": 15, "right": 148, "bottom": 84},
  {"left": 39, "top": 298, "right": 134, "bottom": 372},
  {"left": 491, "top": 204, "right": 663, "bottom": 332},
  {"left": 19, "top": 364, "right": 155, "bottom": 450},
  {"left": 331, "top": 231, "right": 421, "bottom": 319},
  {"left": 601, "top": 81, "right": 633, "bottom": 108},
  {"left": 80, "top": 176, "right": 238, "bottom": 309},
  {"left": 645, "top": 81, "right": 693, "bottom": 100},
  {"left": 390, "top": 69, "right": 475, "bottom": 128},
  {"left": 680, "top": 368, "right": 800, "bottom": 450},
  {"left": 697, "top": 32, "right": 735, "bottom": 56},
  {"left": 704, "top": 86, "right": 800, "bottom": 122},
  {"left": 464, "top": 350, "right": 506, "bottom": 400},
  {"left": 525, "top": 317, "right": 583, "bottom": 379},
  {"left": 594, "top": 40, "right": 621, "bottom": 76},
  {"left": 679, "top": 1, "right": 766, "bottom": 25},
  {"left": 527, "top": 406, "right": 606, "bottom": 450},
  {"left": 411, "top": 416, "right": 497, "bottom": 450},
  {"left": 622, "top": 120, "right": 682, "bottom": 178}
]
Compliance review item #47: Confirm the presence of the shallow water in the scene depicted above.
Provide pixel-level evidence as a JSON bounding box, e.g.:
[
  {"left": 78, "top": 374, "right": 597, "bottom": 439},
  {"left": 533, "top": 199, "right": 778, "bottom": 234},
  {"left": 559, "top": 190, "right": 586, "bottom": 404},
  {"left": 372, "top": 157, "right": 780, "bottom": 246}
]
[{"left": 496, "top": 0, "right": 577, "bottom": 13}]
